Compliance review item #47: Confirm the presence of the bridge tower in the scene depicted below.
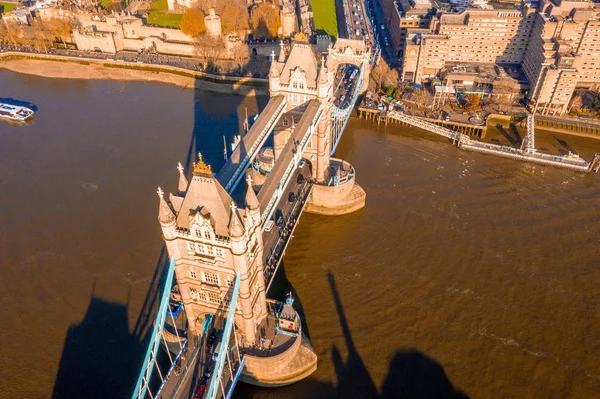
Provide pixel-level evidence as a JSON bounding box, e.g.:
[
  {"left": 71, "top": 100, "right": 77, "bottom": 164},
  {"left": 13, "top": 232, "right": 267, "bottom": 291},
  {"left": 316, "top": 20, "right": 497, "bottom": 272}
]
[
  {"left": 158, "top": 156, "right": 267, "bottom": 344},
  {"left": 268, "top": 39, "right": 368, "bottom": 215}
]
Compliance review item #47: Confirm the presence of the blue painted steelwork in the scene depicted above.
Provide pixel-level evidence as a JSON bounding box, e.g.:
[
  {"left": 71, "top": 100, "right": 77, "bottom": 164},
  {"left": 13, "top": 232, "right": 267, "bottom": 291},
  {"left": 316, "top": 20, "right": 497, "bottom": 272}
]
[
  {"left": 132, "top": 257, "right": 176, "bottom": 399},
  {"left": 206, "top": 271, "right": 242, "bottom": 399},
  {"left": 330, "top": 60, "right": 366, "bottom": 155}
]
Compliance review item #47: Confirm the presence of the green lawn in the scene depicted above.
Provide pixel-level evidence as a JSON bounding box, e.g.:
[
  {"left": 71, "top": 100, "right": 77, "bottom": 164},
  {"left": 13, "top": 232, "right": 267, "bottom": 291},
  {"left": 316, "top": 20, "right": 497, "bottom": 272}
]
[
  {"left": 146, "top": 0, "right": 182, "bottom": 28},
  {"left": 147, "top": 12, "right": 182, "bottom": 28},
  {"left": 149, "top": 0, "right": 168, "bottom": 11},
  {"left": 0, "top": 2, "right": 17, "bottom": 14},
  {"left": 311, "top": 0, "right": 338, "bottom": 38},
  {"left": 99, "top": 0, "right": 112, "bottom": 9}
]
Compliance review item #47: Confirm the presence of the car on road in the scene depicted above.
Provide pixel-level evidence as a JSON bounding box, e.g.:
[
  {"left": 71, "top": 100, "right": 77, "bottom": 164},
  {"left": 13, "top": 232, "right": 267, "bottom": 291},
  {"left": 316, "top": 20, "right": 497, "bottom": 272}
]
[
  {"left": 264, "top": 219, "right": 274, "bottom": 232},
  {"left": 207, "top": 330, "right": 217, "bottom": 347},
  {"left": 194, "top": 383, "right": 207, "bottom": 399},
  {"left": 288, "top": 192, "right": 296, "bottom": 203},
  {"left": 297, "top": 174, "right": 304, "bottom": 184},
  {"left": 276, "top": 216, "right": 285, "bottom": 229}
]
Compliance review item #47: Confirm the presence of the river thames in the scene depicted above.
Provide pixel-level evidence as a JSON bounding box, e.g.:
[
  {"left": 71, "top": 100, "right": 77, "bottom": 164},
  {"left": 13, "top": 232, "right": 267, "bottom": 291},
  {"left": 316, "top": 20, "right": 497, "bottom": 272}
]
[{"left": 1, "top": 69, "right": 600, "bottom": 398}]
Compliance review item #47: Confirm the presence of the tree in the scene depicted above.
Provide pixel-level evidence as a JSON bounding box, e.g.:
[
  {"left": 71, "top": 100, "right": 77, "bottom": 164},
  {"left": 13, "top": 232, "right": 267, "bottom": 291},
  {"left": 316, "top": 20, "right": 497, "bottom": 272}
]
[
  {"left": 230, "top": 39, "right": 249, "bottom": 74},
  {"left": 220, "top": 2, "right": 249, "bottom": 34},
  {"left": 27, "top": 19, "right": 54, "bottom": 52},
  {"left": 180, "top": 8, "right": 206, "bottom": 37},
  {"left": 250, "top": 2, "right": 280, "bottom": 39},
  {"left": 48, "top": 18, "right": 72, "bottom": 48},
  {"left": 371, "top": 59, "right": 397, "bottom": 92},
  {"left": 1, "top": 21, "right": 23, "bottom": 47},
  {"left": 194, "top": 33, "right": 224, "bottom": 70}
]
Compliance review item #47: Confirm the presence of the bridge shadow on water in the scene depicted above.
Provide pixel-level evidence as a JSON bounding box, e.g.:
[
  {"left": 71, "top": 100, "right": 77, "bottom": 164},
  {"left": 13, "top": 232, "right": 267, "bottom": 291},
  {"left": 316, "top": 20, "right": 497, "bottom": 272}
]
[
  {"left": 51, "top": 247, "right": 171, "bottom": 399},
  {"left": 52, "top": 74, "right": 268, "bottom": 398},
  {"left": 237, "top": 271, "right": 469, "bottom": 399}
]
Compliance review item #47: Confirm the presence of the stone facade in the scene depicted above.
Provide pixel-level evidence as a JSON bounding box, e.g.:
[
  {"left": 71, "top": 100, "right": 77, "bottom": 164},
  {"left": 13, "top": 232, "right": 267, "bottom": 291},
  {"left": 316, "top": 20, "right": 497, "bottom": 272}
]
[
  {"left": 268, "top": 39, "right": 367, "bottom": 214},
  {"left": 158, "top": 161, "right": 267, "bottom": 344}
]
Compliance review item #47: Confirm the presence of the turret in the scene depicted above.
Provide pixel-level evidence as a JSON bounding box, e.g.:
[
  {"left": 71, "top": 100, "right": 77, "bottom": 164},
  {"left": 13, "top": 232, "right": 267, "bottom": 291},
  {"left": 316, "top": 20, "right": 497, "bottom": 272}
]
[
  {"left": 269, "top": 54, "right": 281, "bottom": 96},
  {"left": 228, "top": 201, "right": 245, "bottom": 242},
  {"left": 177, "top": 162, "right": 188, "bottom": 194},
  {"left": 157, "top": 187, "right": 176, "bottom": 239},
  {"left": 318, "top": 55, "right": 329, "bottom": 100},
  {"left": 278, "top": 40, "right": 286, "bottom": 63},
  {"left": 244, "top": 174, "right": 261, "bottom": 226}
]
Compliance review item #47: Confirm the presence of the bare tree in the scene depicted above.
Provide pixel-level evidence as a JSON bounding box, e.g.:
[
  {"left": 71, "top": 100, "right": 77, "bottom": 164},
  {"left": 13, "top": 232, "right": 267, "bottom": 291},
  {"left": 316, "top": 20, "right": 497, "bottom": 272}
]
[
  {"left": 194, "top": 33, "right": 225, "bottom": 70},
  {"left": 47, "top": 18, "right": 73, "bottom": 48},
  {"left": 371, "top": 59, "right": 396, "bottom": 92},
  {"left": 230, "top": 38, "right": 248, "bottom": 74}
]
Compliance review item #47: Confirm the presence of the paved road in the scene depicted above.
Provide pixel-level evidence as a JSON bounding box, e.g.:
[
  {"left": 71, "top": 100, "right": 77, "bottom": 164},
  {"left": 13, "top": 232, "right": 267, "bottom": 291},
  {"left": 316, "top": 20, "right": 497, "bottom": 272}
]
[
  {"left": 262, "top": 161, "right": 312, "bottom": 288},
  {"left": 365, "top": 0, "right": 395, "bottom": 64}
]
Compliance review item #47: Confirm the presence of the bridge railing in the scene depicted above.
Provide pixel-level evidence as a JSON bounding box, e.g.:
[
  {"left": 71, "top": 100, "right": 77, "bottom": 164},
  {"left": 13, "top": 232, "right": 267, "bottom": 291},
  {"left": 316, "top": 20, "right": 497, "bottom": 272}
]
[
  {"left": 331, "top": 60, "right": 367, "bottom": 154},
  {"left": 131, "top": 257, "right": 176, "bottom": 399},
  {"left": 205, "top": 271, "right": 244, "bottom": 399}
]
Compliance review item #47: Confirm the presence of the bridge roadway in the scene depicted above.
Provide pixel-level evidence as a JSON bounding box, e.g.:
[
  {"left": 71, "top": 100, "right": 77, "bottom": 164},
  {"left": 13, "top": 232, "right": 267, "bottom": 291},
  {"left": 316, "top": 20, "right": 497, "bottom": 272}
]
[
  {"left": 216, "top": 95, "right": 287, "bottom": 192},
  {"left": 257, "top": 99, "right": 322, "bottom": 224}
]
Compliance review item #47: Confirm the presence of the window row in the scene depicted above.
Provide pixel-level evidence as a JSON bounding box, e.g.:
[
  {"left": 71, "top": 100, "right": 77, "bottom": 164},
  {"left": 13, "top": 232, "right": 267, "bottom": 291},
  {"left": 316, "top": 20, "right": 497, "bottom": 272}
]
[{"left": 186, "top": 241, "right": 225, "bottom": 257}]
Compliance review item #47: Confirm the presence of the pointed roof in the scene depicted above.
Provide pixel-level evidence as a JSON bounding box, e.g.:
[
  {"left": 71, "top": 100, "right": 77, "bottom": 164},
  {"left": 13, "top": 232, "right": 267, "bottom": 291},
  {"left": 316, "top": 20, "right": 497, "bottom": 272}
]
[
  {"left": 245, "top": 174, "right": 260, "bottom": 211},
  {"left": 176, "top": 153, "right": 233, "bottom": 236},
  {"left": 177, "top": 162, "right": 188, "bottom": 193},
  {"left": 279, "top": 43, "right": 319, "bottom": 89},
  {"left": 157, "top": 187, "right": 176, "bottom": 224},
  {"left": 278, "top": 40, "right": 286, "bottom": 63},
  {"left": 269, "top": 56, "right": 281, "bottom": 78},
  {"left": 228, "top": 201, "right": 245, "bottom": 238},
  {"left": 318, "top": 55, "right": 328, "bottom": 84}
]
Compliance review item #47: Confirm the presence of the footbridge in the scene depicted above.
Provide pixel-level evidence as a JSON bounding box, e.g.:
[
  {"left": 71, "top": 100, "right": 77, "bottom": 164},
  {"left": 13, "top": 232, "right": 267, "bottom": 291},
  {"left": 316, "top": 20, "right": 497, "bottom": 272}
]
[
  {"left": 386, "top": 110, "right": 600, "bottom": 173},
  {"left": 216, "top": 95, "right": 287, "bottom": 192}
]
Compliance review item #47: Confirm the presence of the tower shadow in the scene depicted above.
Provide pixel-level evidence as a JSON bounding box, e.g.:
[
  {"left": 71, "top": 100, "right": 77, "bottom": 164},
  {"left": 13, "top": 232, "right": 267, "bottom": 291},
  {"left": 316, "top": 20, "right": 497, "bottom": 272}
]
[
  {"left": 51, "top": 248, "right": 171, "bottom": 399},
  {"left": 51, "top": 284, "right": 141, "bottom": 399},
  {"left": 328, "top": 272, "right": 469, "bottom": 399}
]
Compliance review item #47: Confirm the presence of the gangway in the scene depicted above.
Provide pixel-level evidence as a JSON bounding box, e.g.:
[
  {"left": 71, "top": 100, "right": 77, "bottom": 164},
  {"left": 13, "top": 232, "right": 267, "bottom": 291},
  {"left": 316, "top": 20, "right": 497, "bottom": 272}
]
[
  {"left": 386, "top": 111, "right": 462, "bottom": 142},
  {"left": 520, "top": 114, "right": 535, "bottom": 154}
]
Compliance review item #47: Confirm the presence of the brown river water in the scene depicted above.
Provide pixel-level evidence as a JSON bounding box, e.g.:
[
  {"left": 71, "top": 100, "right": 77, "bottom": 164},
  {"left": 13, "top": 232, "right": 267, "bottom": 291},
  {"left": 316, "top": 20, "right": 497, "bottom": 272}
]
[{"left": 1, "top": 70, "right": 599, "bottom": 399}]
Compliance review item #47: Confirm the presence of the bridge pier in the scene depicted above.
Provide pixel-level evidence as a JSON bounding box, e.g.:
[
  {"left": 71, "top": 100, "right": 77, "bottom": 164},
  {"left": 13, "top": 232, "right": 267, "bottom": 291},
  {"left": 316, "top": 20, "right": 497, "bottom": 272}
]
[{"left": 305, "top": 158, "right": 366, "bottom": 215}]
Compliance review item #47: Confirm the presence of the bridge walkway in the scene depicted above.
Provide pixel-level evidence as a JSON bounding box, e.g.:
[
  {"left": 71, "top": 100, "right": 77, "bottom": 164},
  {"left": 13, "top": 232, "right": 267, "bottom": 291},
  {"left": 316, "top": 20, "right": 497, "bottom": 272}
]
[{"left": 216, "top": 95, "right": 287, "bottom": 192}]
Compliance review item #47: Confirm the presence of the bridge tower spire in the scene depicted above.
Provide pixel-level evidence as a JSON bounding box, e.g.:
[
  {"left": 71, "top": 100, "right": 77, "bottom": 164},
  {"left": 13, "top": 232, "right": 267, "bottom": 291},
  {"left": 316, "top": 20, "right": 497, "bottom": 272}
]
[{"left": 177, "top": 162, "right": 188, "bottom": 194}]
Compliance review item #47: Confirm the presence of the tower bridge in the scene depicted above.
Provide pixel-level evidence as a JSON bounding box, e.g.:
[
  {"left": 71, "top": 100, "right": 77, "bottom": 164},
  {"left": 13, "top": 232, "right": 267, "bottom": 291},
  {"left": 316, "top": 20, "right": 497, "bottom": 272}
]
[{"left": 133, "top": 38, "right": 372, "bottom": 399}]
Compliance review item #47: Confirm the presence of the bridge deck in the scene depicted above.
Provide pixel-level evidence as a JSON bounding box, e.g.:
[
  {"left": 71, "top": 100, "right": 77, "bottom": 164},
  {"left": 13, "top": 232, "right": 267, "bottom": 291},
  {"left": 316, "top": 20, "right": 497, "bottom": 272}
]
[
  {"left": 257, "top": 99, "right": 321, "bottom": 211},
  {"left": 216, "top": 95, "right": 286, "bottom": 190}
]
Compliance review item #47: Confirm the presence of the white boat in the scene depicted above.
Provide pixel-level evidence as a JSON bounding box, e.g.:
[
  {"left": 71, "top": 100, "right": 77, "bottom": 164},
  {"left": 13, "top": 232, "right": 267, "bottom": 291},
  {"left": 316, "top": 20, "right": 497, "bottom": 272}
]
[{"left": 0, "top": 103, "right": 35, "bottom": 122}]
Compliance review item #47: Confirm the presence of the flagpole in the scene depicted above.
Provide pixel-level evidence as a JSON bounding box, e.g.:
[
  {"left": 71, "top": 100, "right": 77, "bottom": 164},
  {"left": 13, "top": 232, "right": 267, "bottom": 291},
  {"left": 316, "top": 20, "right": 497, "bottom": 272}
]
[{"left": 223, "top": 135, "right": 228, "bottom": 161}]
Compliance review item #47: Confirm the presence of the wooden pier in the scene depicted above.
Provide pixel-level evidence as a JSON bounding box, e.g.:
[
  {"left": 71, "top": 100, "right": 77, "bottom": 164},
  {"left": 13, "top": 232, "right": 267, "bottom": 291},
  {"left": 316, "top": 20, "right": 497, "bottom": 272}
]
[
  {"left": 358, "top": 107, "right": 487, "bottom": 138},
  {"left": 359, "top": 108, "right": 600, "bottom": 174}
]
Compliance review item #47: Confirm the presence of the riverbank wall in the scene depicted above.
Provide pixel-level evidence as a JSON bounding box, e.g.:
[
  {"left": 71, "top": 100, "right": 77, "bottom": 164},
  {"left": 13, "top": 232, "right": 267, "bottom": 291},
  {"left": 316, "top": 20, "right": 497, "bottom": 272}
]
[{"left": 0, "top": 52, "right": 269, "bottom": 96}]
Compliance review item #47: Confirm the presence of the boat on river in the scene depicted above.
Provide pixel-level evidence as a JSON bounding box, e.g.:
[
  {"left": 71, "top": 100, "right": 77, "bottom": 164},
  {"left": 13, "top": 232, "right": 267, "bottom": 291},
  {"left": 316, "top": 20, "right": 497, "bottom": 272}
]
[{"left": 0, "top": 103, "right": 35, "bottom": 122}]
